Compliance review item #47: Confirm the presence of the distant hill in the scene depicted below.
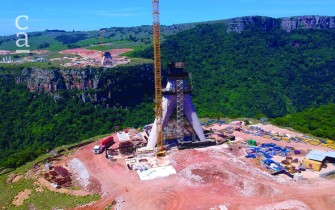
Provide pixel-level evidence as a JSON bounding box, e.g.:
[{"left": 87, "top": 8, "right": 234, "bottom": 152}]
[
  {"left": 1, "top": 15, "right": 334, "bottom": 52},
  {"left": 0, "top": 23, "right": 198, "bottom": 52}
]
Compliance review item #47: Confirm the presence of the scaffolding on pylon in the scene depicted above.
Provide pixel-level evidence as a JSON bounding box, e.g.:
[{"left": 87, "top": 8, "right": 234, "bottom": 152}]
[{"left": 176, "top": 80, "right": 184, "bottom": 142}]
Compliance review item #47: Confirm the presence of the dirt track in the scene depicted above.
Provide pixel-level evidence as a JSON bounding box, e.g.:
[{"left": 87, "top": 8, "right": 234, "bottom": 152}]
[
  {"left": 12, "top": 189, "right": 32, "bottom": 206},
  {"left": 69, "top": 135, "right": 335, "bottom": 210}
]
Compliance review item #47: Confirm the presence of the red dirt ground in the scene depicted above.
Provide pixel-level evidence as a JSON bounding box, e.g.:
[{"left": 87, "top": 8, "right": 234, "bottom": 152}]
[
  {"left": 31, "top": 50, "right": 50, "bottom": 54},
  {"left": 0, "top": 50, "right": 11, "bottom": 55},
  {"left": 67, "top": 132, "right": 335, "bottom": 210},
  {"left": 58, "top": 48, "right": 132, "bottom": 67},
  {"left": 59, "top": 48, "right": 132, "bottom": 60}
]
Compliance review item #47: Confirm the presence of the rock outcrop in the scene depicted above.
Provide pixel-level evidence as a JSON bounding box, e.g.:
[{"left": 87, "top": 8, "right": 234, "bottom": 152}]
[
  {"left": 16, "top": 68, "right": 100, "bottom": 94},
  {"left": 15, "top": 68, "right": 101, "bottom": 103},
  {"left": 280, "top": 16, "right": 335, "bottom": 32},
  {"left": 14, "top": 64, "right": 155, "bottom": 105},
  {"left": 225, "top": 16, "right": 279, "bottom": 33},
  {"left": 224, "top": 15, "right": 335, "bottom": 33}
]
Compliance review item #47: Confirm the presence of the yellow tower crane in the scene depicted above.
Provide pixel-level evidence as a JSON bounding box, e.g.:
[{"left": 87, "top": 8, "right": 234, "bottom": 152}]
[{"left": 152, "top": 0, "right": 163, "bottom": 152}]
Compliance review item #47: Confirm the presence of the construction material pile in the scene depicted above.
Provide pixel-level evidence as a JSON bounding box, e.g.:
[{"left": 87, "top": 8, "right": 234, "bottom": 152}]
[
  {"left": 245, "top": 124, "right": 335, "bottom": 149},
  {"left": 245, "top": 143, "right": 307, "bottom": 175},
  {"left": 44, "top": 166, "right": 72, "bottom": 188},
  {"left": 245, "top": 143, "right": 292, "bottom": 159},
  {"left": 68, "top": 158, "right": 90, "bottom": 188}
]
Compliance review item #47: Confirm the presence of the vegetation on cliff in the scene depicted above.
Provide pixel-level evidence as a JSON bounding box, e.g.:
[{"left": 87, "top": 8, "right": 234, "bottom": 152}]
[
  {"left": 0, "top": 65, "right": 154, "bottom": 169},
  {"left": 273, "top": 104, "right": 335, "bottom": 140}
]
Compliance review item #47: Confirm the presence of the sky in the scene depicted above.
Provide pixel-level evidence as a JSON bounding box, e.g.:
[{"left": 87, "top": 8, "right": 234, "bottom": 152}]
[{"left": 0, "top": 0, "right": 334, "bottom": 36}]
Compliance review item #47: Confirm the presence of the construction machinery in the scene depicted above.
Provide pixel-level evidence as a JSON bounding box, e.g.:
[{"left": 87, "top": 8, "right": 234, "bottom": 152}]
[
  {"left": 147, "top": 1, "right": 206, "bottom": 152},
  {"left": 152, "top": 0, "right": 163, "bottom": 153},
  {"left": 92, "top": 136, "right": 114, "bottom": 154}
]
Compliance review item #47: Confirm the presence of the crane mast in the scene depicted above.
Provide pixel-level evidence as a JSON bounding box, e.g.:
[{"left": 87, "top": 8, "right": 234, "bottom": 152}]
[{"left": 152, "top": 0, "right": 163, "bottom": 150}]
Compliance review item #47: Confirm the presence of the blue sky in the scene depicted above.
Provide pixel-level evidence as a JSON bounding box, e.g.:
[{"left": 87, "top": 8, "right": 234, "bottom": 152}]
[{"left": 0, "top": 0, "right": 334, "bottom": 36}]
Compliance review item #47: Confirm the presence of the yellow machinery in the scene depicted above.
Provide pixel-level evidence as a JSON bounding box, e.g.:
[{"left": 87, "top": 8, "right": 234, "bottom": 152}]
[
  {"left": 152, "top": 0, "right": 163, "bottom": 152},
  {"left": 157, "top": 150, "right": 166, "bottom": 157}
]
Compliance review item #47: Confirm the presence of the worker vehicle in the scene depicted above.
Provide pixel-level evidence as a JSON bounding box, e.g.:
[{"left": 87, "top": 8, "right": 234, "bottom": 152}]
[
  {"left": 93, "top": 145, "right": 104, "bottom": 154},
  {"left": 93, "top": 136, "right": 115, "bottom": 154}
]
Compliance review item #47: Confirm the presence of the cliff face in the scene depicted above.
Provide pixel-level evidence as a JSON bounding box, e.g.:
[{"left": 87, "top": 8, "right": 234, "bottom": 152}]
[
  {"left": 224, "top": 15, "right": 335, "bottom": 33},
  {"left": 16, "top": 68, "right": 100, "bottom": 93},
  {"left": 280, "top": 16, "right": 335, "bottom": 32},
  {"left": 15, "top": 65, "right": 155, "bottom": 105},
  {"left": 15, "top": 68, "right": 101, "bottom": 102},
  {"left": 225, "top": 16, "right": 279, "bottom": 33}
]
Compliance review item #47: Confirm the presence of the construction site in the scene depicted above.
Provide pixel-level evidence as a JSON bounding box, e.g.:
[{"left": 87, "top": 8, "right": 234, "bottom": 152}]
[
  {"left": 0, "top": 28, "right": 133, "bottom": 68},
  {"left": 0, "top": 48, "right": 132, "bottom": 68},
  {"left": 31, "top": 118, "right": 334, "bottom": 209},
  {"left": 6, "top": 1, "right": 335, "bottom": 210},
  {"left": 23, "top": 1, "right": 334, "bottom": 209}
]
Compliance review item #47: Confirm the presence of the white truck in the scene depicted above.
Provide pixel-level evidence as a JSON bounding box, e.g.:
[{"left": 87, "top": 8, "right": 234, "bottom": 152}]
[{"left": 93, "top": 145, "right": 103, "bottom": 154}]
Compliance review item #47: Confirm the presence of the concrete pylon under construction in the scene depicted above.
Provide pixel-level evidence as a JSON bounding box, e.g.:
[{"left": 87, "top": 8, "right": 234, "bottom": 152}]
[
  {"left": 102, "top": 51, "right": 114, "bottom": 66},
  {"left": 147, "top": 62, "right": 206, "bottom": 149}
]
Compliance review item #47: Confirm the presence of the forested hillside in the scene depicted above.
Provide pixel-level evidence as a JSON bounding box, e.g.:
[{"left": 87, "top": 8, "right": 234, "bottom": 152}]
[
  {"left": 1, "top": 17, "right": 335, "bottom": 169},
  {"left": 133, "top": 21, "right": 335, "bottom": 118},
  {"left": 0, "top": 65, "right": 154, "bottom": 168},
  {"left": 273, "top": 104, "right": 335, "bottom": 139}
]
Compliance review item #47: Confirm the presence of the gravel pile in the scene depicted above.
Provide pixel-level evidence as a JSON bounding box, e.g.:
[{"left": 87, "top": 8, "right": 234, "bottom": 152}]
[
  {"left": 210, "top": 205, "right": 229, "bottom": 210},
  {"left": 114, "top": 196, "right": 124, "bottom": 210},
  {"left": 218, "top": 204, "right": 229, "bottom": 210},
  {"left": 179, "top": 163, "right": 204, "bottom": 185},
  {"left": 69, "top": 158, "right": 90, "bottom": 188},
  {"left": 256, "top": 200, "right": 310, "bottom": 210},
  {"left": 237, "top": 179, "right": 277, "bottom": 197}
]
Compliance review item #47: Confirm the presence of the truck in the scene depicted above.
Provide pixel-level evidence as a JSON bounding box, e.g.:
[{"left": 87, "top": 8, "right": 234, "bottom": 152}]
[
  {"left": 93, "top": 145, "right": 103, "bottom": 154},
  {"left": 93, "top": 136, "right": 115, "bottom": 154}
]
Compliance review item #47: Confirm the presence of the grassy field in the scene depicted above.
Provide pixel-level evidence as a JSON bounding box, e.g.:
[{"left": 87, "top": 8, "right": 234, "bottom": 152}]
[
  {"left": 86, "top": 40, "right": 150, "bottom": 51},
  {"left": 125, "top": 58, "right": 153, "bottom": 66},
  {"left": 0, "top": 174, "right": 100, "bottom": 210},
  {"left": 120, "top": 44, "right": 151, "bottom": 57},
  {"left": 0, "top": 36, "right": 68, "bottom": 52},
  {"left": 0, "top": 62, "right": 61, "bottom": 69},
  {"left": 0, "top": 134, "right": 111, "bottom": 209}
]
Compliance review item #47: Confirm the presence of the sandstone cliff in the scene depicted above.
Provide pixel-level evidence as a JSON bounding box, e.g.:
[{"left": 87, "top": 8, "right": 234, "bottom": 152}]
[
  {"left": 280, "top": 16, "right": 335, "bottom": 32},
  {"left": 14, "top": 65, "right": 155, "bottom": 105},
  {"left": 224, "top": 15, "right": 335, "bottom": 33}
]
